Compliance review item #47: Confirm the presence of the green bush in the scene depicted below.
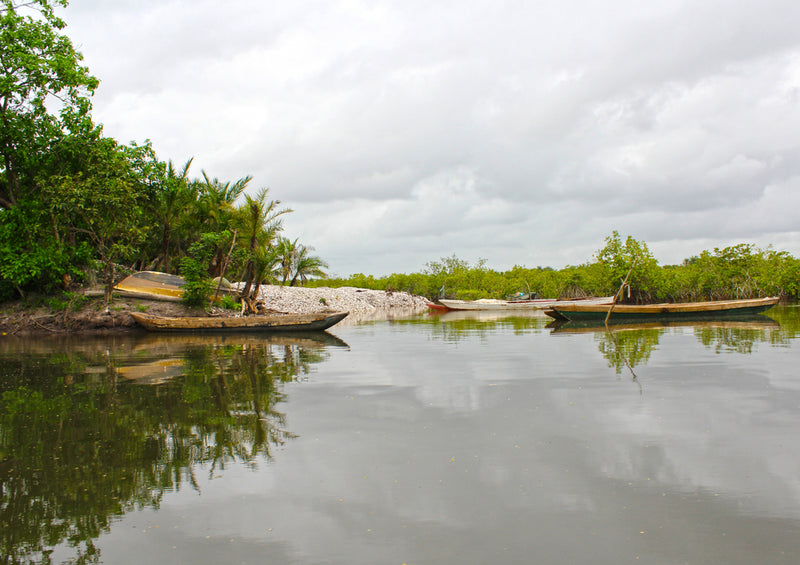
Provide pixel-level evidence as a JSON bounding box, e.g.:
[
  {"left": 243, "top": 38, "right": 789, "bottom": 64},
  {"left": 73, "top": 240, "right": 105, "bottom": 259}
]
[
  {"left": 219, "top": 294, "right": 239, "bottom": 310},
  {"left": 180, "top": 256, "right": 213, "bottom": 308}
]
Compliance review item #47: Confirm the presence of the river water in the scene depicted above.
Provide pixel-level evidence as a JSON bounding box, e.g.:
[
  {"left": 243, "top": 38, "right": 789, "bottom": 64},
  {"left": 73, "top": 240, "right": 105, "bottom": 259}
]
[{"left": 2, "top": 306, "right": 800, "bottom": 564}]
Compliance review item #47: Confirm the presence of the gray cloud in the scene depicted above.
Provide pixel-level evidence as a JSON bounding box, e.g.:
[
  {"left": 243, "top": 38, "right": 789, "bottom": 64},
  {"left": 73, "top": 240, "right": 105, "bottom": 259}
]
[{"left": 62, "top": 0, "right": 800, "bottom": 275}]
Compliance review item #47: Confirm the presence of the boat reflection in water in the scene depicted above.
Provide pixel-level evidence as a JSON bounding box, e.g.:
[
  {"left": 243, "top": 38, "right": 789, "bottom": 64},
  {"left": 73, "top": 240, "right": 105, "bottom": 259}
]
[
  {"left": 419, "top": 308, "right": 788, "bottom": 357},
  {"left": 549, "top": 316, "right": 784, "bottom": 373},
  {"left": 0, "top": 331, "right": 347, "bottom": 565},
  {"left": 419, "top": 309, "right": 553, "bottom": 341}
]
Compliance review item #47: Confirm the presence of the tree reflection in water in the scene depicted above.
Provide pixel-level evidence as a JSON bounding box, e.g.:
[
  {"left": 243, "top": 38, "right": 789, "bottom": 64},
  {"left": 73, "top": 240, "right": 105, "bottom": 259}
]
[
  {"left": 550, "top": 316, "right": 786, "bottom": 373},
  {"left": 0, "top": 332, "right": 344, "bottom": 565}
]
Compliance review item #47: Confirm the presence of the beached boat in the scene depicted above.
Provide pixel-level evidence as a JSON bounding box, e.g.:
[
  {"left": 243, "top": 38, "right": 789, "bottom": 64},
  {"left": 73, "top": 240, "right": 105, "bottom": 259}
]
[
  {"left": 426, "top": 302, "right": 450, "bottom": 312},
  {"left": 114, "top": 271, "right": 186, "bottom": 301},
  {"left": 544, "top": 297, "right": 780, "bottom": 322},
  {"left": 435, "top": 296, "right": 614, "bottom": 311},
  {"left": 131, "top": 310, "right": 349, "bottom": 332},
  {"left": 114, "top": 271, "right": 234, "bottom": 302}
]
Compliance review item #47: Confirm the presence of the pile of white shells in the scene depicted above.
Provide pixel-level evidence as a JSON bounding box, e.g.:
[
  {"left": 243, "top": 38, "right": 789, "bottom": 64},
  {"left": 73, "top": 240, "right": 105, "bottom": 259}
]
[{"left": 243, "top": 284, "right": 431, "bottom": 321}]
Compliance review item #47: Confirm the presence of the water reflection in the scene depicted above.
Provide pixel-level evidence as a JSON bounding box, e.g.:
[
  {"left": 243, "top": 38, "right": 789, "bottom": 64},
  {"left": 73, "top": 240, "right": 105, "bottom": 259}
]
[
  {"left": 411, "top": 308, "right": 791, "bottom": 367},
  {"left": 0, "top": 332, "right": 346, "bottom": 565},
  {"left": 550, "top": 316, "right": 785, "bottom": 373},
  {"left": 415, "top": 310, "right": 552, "bottom": 340}
]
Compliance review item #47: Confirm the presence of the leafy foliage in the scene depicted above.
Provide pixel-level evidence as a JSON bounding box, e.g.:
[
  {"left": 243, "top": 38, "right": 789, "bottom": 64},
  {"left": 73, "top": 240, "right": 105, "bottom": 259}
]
[
  {"left": 0, "top": 0, "right": 98, "bottom": 208},
  {"left": 313, "top": 235, "right": 800, "bottom": 302},
  {"left": 594, "top": 230, "right": 662, "bottom": 303},
  {"left": 180, "top": 234, "right": 223, "bottom": 308},
  {"left": 0, "top": 1, "right": 329, "bottom": 304}
]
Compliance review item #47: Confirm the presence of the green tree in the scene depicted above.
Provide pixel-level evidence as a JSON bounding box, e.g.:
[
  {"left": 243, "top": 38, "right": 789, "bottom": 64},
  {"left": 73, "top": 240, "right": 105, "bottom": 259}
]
[
  {"left": 0, "top": 133, "right": 157, "bottom": 298},
  {"left": 277, "top": 236, "right": 299, "bottom": 285},
  {"left": 148, "top": 158, "right": 195, "bottom": 272},
  {"left": 180, "top": 232, "right": 226, "bottom": 308},
  {"left": 43, "top": 136, "right": 151, "bottom": 298},
  {"left": 193, "top": 172, "right": 251, "bottom": 275},
  {"left": 0, "top": 0, "right": 98, "bottom": 209},
  {"left": 235, "top": 187, "right": 290, "bottom": 311},
  {"left": 288, "top": 243, "right": 328, "bottom": 286},
  {"left": 595, "top": 231, "right": 662, "bottom": 302},
  {"left": 0, "top": 198, "right": 91, "bottom": 297}
]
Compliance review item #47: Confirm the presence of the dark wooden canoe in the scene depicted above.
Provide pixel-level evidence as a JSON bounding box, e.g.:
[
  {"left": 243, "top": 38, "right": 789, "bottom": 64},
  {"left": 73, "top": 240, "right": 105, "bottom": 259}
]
[
  {"left": 544, "top": 297, "right": 779, "bottom": 323},
  {"left": 131, "top": 310, "right": 348, "bottom": 332}
]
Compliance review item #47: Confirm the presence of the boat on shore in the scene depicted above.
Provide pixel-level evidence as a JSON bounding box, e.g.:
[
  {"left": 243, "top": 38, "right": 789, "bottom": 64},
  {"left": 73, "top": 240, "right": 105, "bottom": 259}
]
[
  {"left": 131, "top": 310, "right": 349, "bottom": 332},
  {"left": 112, "top": 271, "right": 235, "bottom": 302},
  {"left": 435, "top": 296, "right": 614, "bottom": 311},
  {"left": 113, "top": 271, "right": 186, "bottom": 301},
  {"left": 544, "top": 297, "right": 780, "bottom": 323}
]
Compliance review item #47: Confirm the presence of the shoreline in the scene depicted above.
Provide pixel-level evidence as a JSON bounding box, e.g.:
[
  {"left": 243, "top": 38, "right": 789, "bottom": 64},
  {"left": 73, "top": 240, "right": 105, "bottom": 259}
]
[{"left": 0, "top": 285, "right": 431, "bottom": 335}]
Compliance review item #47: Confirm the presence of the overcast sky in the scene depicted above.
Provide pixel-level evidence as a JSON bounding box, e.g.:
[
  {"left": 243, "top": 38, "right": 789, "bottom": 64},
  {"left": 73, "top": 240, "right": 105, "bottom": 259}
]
[{"left": 60, "top": 0, "right": 800, "bottom": 276}]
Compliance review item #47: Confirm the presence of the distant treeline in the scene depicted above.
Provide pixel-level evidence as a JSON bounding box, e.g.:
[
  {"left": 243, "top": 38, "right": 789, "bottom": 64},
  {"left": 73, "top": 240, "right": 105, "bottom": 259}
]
[{"left": 310, "top": 232, "right": 800, "bottom": 303}]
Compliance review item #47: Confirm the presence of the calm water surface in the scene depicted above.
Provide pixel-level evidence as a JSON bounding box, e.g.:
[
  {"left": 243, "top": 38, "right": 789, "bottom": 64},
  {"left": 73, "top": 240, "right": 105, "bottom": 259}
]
[{"left": 2, "top": 306, "right": 800, "bottom": 564}]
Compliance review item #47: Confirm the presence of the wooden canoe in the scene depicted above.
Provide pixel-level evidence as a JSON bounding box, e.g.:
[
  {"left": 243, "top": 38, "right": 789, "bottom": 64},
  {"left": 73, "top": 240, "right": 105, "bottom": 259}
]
[
  {"left": 436, "top": 296, "right": 614, "bottom": 311},
  {"left": 131, "top": 311, "right": 349, "bottom": 332},
  {"left": 544, "top": 297, "right": 780, "bottom": 322}
]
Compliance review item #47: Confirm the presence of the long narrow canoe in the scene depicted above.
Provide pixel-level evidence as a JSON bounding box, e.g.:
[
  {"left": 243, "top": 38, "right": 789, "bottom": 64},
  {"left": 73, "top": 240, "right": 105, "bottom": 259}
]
[
  {"left": 131, "top": 311, "right": 349, "bottom": 332},
  {"left": 436, "top": 296, "right": 614, "bottom": 311},
  {"left": 544, "top": 297, "right": 780, "bottom": 322}
]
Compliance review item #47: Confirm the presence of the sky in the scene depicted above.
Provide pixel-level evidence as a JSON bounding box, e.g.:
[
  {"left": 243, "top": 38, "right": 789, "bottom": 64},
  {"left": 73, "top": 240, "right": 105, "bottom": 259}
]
[{"left": 58, "top": 0, "right": 800, "bottom": 277}]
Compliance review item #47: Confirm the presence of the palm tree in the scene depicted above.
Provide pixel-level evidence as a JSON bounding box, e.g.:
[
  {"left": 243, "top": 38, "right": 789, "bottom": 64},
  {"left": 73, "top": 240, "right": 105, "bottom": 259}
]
[
  {"left": 197, "top": 172, "right": 251, "bottom": 226},
  {"left": 194, "top": 172, "right": 253, "bottom": 276},
  {"left": 275, "top": 237, "right": 329, "bottom": 286},
  {"left": 289, "top": 244, "right": 328, "bottom": 286},
  {"left": 276, "top": 237, "right": 299, "bottom": 285},
  {"left": 152, "top": 158, "right": 194, "bottom": 272},
  {"left": 235, "top": 187, "right": 292, "bottom": 312},
  {"left": 243, "top": 245, "right": 281, "bottom": 312}
]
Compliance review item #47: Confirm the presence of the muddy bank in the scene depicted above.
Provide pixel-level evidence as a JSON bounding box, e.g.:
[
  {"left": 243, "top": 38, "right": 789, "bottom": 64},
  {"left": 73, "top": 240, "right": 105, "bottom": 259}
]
[
  {"left": 0, "top": 286, "right": 430, "bottom": 334},
  {"left": 0, "top": 297, "right": 201, "bottom": 335}
]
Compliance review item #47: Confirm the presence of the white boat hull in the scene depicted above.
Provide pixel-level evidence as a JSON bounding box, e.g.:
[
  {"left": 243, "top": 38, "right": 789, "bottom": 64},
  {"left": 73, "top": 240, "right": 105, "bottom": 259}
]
[{"left": 436, "top": 296, "right": 614, "bottom": 311}]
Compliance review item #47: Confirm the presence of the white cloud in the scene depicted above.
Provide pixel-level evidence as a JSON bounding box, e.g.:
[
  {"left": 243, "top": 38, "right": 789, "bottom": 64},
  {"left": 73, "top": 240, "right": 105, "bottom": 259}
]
[{"left": 62, "top": 0, "right": 800, "bottom": 274}]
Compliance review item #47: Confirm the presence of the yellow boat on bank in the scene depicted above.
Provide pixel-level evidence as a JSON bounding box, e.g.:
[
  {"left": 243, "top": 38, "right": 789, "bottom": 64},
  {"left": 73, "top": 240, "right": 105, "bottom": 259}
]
[
  {"left": 113, "top": 271, "right": 234, "bottom": 302},
  {"left": 113, "top": 271, "right": 186, "bottom": 301}
]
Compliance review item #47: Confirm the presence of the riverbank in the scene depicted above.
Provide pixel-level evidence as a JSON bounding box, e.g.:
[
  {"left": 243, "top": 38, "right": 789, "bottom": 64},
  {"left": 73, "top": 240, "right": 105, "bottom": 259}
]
[{"left": 0, "top": 285, "right": 431, "bottom": 334}]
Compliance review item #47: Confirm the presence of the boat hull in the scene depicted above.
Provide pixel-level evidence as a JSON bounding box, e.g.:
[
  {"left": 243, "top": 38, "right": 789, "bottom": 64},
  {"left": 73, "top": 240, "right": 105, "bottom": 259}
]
[
  {"left": 114, "top": 271, "right": 236, "bottom": 302},
  {"left": 436, "top": 296, "right": 613, "bottom": 311},
  {"left": 114, "top": 271, "right": 186, "bottom": 301},
  {"left": 545, "top": 297, "right": 780, "bottom": 322},
  {"left": 131, "top": 311, "right": 349, "bottom": 332}
]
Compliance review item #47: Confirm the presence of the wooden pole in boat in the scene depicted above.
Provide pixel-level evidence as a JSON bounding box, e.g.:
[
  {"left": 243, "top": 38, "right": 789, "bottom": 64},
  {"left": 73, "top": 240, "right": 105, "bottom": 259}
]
[
  {"left": 604, "top": 261, "right": 641, "bottom": 393},
  {"left": 605, "top": 261, "right": 636, "bottom": 326}
]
